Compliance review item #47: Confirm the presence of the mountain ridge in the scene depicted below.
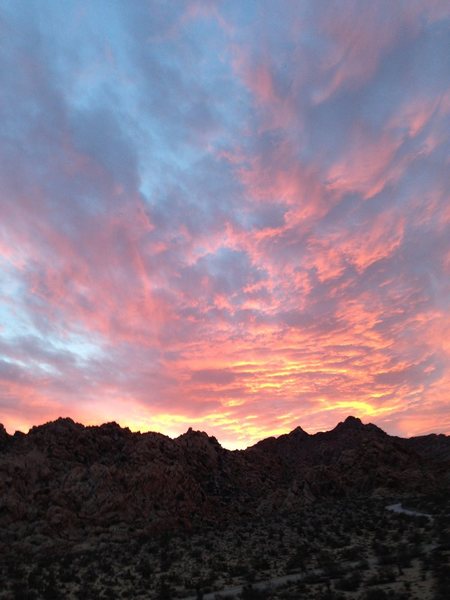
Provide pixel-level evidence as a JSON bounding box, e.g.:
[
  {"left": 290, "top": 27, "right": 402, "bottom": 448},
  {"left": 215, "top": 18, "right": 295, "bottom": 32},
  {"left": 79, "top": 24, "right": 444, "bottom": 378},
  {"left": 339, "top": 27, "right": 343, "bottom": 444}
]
[
  {"left": 3, "top": 413, "right": 447, "bottom": 448},
  {"left": 1, "top": 414, "right": 449, "bottom": 540},
  {"left": 1, "top": 415, "right": 449, "bottom": 599}
]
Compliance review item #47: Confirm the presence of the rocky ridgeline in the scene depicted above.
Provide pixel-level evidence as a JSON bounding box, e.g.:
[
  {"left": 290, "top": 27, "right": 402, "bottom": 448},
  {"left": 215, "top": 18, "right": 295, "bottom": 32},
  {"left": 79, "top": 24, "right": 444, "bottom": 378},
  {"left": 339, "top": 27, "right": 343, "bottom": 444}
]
[{"left": 0, "top": 416, "right": 449, "bottom": 549}]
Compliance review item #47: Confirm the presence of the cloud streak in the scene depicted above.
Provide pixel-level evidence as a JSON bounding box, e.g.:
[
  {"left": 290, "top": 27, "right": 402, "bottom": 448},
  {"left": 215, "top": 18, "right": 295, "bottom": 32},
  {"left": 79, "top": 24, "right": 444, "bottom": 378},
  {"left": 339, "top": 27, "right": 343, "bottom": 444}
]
[{"left": 0, "top": 0, "right": 449, "bottom": 447}]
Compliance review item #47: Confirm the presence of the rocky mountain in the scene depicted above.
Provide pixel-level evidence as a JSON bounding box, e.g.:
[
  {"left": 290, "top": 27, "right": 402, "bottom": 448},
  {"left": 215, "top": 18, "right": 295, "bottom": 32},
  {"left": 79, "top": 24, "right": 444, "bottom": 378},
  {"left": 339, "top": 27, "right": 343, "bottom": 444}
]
[
  {"left": 401, "top": 432, "right": 450, "bottom": 463},
  {"left": 248, "top": 416, "right": 444, "bottom": 499},
  {"left": 0, "top": 416, "right": 449, "bottom": 550}
]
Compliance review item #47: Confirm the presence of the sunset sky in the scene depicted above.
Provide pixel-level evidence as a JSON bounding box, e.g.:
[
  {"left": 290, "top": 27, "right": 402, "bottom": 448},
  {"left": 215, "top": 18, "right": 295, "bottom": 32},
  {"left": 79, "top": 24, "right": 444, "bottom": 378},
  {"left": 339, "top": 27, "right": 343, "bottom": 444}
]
[{"left": 1, "top": 1, "right": 450, "bottom": 448}]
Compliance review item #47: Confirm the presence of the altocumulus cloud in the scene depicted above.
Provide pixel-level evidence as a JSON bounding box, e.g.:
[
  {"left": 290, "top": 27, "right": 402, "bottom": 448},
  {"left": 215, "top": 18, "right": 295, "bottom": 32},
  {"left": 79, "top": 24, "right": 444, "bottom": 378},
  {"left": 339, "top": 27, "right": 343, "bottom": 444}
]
[{"left": 0, "top": 0, "right": 450, "bottom": 447}]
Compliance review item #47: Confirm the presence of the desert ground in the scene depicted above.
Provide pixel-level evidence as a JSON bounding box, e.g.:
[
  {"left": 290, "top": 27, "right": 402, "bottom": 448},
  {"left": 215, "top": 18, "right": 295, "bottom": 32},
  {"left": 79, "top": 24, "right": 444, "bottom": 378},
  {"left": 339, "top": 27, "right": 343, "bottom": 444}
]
[{"left": 1, "top": 497, "right": 449, "bottom": 599}]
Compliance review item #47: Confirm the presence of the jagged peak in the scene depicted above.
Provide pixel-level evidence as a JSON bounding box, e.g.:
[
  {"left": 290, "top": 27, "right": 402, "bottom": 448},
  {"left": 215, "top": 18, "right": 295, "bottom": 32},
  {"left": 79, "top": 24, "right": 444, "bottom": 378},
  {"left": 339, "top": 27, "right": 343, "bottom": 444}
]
[
  {"left": 289, "top": 425, "right": 310, "bottom": 437},
  {"left": 178, "top": 427, "right": 220, "bottom": 446},
  {"left": 410, "top": 432, "right": 448, "bottom": 440},
  {"left": 0, "top": 424, "right": 10, "bottom": 445},
  {"left": 249, "top": 426, "right": 309, "bottom": 451},
  {"left": 334, "top": 415, "right": 365, "bottom": 430},
  {"left": 344, "top": 415, "right": 362, "bottom": 426},
  {"left": 97, "top": 421, "right": 131, "bottom": 434},
  {"left": 183, "top": 427, "right": 209, "bottom": 438},
  {"left": 55, "top": 417, "right": 77, "bottom": 424},
  {"left": 333, "top": 415, "right": 386, "bottom": 435},
  {"left": 29, "top": 417, "right": 84, "bottom": 434}
]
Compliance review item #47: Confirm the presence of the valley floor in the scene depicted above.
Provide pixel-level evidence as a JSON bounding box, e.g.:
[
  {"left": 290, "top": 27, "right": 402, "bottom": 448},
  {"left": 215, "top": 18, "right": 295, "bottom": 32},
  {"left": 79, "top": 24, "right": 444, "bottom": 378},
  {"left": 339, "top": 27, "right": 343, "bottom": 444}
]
[{"left": 1, "top": 497, "right": 449, "bottom": 599}]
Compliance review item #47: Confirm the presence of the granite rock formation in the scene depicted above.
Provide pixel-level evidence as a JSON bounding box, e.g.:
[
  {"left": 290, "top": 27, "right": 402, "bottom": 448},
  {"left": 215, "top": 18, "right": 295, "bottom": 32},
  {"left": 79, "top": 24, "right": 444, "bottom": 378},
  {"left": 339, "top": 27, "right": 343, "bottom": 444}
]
[{"left": 0, "top": 416, "right": 448, "bottom": 550}]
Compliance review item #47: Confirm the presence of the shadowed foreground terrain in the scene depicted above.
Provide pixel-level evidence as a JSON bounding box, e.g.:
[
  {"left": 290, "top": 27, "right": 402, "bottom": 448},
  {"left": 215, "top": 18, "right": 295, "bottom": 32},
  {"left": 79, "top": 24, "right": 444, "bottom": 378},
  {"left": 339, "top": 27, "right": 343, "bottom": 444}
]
[{"left": 0, "top": 417, "right": 449, "bottom": 599}]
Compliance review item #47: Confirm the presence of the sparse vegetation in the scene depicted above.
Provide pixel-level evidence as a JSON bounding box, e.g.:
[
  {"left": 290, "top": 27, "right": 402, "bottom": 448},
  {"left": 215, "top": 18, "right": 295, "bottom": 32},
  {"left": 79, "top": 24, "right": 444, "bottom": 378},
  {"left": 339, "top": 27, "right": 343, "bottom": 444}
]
[
  {"left": 1, "top": 417, "right": 449, "bottom": 598},
  {"left": 0, "top": 497, "right": 448, "bottom": 599}
]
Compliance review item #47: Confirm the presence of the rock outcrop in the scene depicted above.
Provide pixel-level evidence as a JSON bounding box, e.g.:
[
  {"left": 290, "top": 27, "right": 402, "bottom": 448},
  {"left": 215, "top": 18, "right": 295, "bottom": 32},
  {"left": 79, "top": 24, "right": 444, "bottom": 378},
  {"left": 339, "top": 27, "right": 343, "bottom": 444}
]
[{"left": 0, "top": 415, "right": 448, "bottom": 550}]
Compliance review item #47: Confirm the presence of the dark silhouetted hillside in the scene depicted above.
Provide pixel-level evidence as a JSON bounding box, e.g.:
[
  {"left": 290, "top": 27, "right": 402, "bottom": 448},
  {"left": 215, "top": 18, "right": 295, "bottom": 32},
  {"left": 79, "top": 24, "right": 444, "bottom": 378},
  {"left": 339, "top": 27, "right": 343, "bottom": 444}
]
[{"left": 0, "top": 415, "right": 449, "bottom": 544}]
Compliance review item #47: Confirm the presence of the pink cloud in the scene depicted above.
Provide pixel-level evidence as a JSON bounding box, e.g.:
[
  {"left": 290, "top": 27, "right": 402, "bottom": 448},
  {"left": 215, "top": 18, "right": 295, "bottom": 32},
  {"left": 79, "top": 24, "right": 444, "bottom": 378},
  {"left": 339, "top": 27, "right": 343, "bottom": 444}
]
[{"left": 1, "top": 0, "right": 450, "bottom": 448}]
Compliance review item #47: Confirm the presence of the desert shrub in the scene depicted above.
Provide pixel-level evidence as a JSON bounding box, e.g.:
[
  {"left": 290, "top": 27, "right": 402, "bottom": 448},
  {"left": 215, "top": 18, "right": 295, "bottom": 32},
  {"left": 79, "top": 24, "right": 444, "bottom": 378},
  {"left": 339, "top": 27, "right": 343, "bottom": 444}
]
[
  {"left": 432, "top": 548, "right": 450, "bottom": 599},
  {"left": 341, "top": 545, "right": 363, "bottom": 561},
  {"left": 11, "top": 580, "right": 28, "bottom": 599},
  {"left": 285, "top": 550, "right": 304, "bottom": 572},
  {"left": 241, "top": 584, "right": 269, "bottom": 599},
  {"left": 365, "top": 567, "right": 396, "bottom": 586},
  {"left": 41, "top": 569, "right": 60, "bottom": 600},
  {"left": 27, "top": 567, "right": 40, "bottom": 589},
  {"left": 137, "top": 557, "right": 152, "bottom": 579},
  {"left": 157, "top": 576, "right": 172, "bottom": 600},
  {"left": 334, "top": 570, "right": 362, "bottom": 591},
  {"left": 229, "top": 563, "right": 250, "bottom": 577},
  {"left": 361, "top": 589, "right": 388, "bottom": 600},
  {"left": 252, "top": 556, "right": 270, "bottom": 571},
  {"left": 377, "top": 566, "right": 397, "bottom": 583},
  {"left": 318, "top": 590, "right": 346, "bottom": 600},
  {"left": 59, "top": 565, "right": 76, "bottom": 582}
]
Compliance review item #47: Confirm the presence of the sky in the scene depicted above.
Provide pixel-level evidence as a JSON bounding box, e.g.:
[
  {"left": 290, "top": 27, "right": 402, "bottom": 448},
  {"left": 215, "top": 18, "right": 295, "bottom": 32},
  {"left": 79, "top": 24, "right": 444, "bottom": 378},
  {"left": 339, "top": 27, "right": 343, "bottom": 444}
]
[{"left": 1, "top": 0, "right": 450, "bottom": 448}]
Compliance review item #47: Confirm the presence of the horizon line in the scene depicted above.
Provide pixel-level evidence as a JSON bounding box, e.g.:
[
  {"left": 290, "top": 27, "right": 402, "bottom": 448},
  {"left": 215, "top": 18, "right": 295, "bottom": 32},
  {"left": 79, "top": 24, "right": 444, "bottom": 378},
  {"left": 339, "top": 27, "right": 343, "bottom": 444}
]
[{"left": 2, "top": 414, "right": 447, "bottom": 450}]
